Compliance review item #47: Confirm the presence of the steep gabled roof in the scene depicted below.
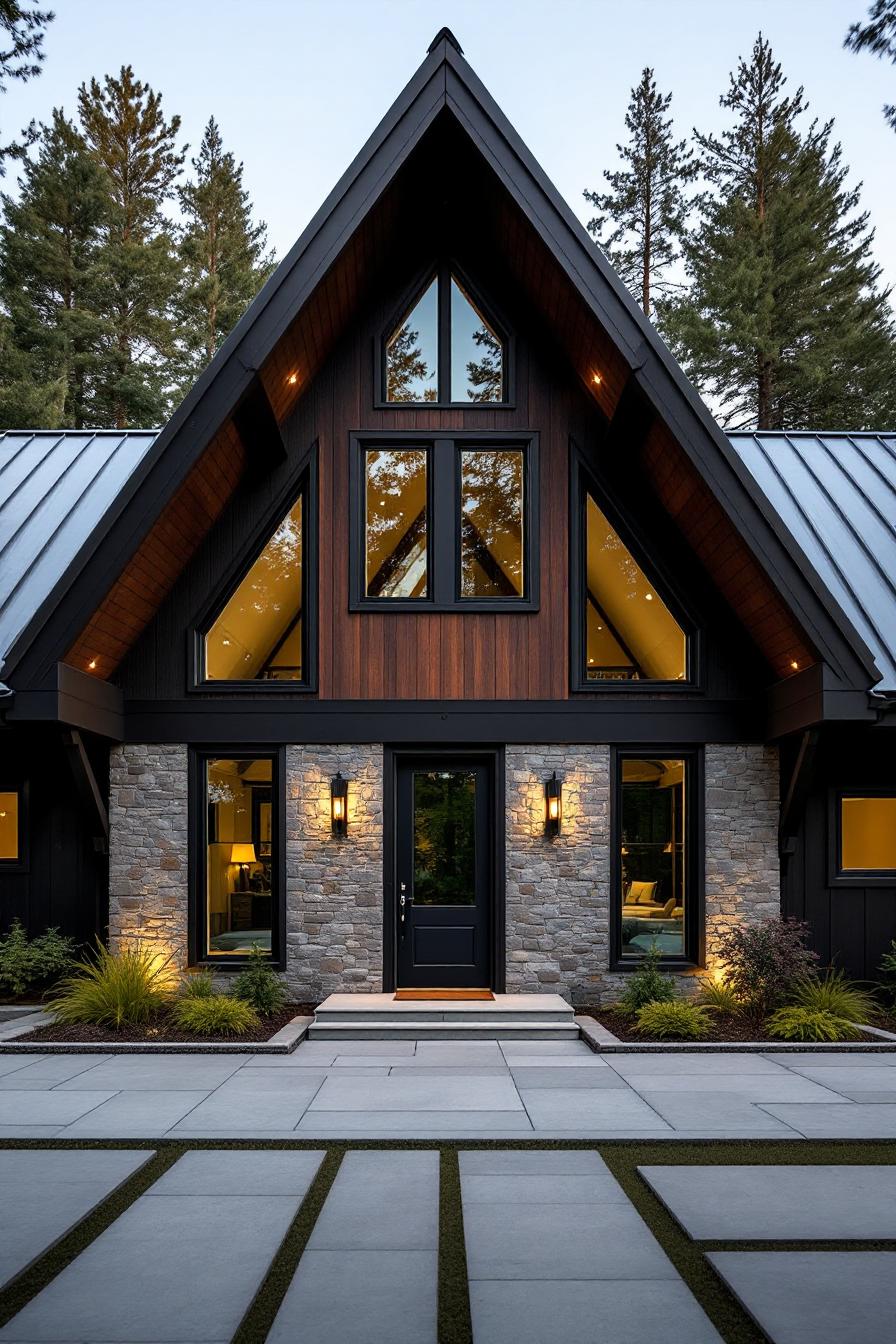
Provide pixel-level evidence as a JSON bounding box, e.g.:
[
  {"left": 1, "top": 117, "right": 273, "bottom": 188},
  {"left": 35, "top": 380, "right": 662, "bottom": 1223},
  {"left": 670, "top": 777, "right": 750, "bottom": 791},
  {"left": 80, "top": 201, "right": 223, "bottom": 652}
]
[
  {"left": 731, "top": 432, "right": 896, "bottom": 694},
  {"left": 0, "top": 430, "right": 157, "bottom": 671},
  {"left": 0, "top": 29, "right": 882, "bottom": 697}
]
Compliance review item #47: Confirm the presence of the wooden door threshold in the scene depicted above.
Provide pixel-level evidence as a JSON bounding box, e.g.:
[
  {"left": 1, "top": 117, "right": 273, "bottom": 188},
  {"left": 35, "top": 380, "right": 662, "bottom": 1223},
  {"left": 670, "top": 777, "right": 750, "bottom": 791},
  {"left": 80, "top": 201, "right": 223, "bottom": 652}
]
[{"left": 393, "top": 988, "right": 495, "bottom": 1002}]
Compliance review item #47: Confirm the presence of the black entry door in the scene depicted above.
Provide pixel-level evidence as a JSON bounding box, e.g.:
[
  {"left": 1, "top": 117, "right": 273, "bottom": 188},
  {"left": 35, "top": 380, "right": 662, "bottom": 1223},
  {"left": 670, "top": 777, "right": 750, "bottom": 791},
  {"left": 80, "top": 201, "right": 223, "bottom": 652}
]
[{"left": 395, "top": 758, "right": 492, "bottom": 988}]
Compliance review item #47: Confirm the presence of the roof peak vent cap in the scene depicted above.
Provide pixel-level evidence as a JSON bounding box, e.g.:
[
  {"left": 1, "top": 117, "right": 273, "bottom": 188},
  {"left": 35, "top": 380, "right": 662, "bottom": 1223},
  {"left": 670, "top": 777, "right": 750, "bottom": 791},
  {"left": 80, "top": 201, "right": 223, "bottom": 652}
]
[{"left": 427, "top": 27, "right": 463, "bottom": 55}]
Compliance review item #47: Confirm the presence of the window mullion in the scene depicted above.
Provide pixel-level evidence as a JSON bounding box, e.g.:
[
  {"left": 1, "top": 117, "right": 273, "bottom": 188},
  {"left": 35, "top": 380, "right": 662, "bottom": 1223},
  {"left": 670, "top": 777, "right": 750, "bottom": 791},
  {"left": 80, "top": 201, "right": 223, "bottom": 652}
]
[
  {"left": 438, "top": 264, "right": 451, "bottom": 403},
  {"left": 431, "top": 438, "right": 456, "bottom": 605}
]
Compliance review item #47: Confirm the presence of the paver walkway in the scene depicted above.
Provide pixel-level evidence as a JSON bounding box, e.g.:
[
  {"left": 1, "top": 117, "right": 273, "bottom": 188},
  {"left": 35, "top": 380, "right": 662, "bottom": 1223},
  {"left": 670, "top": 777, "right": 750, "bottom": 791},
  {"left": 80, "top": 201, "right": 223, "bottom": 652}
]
[
  {"left": 2, "top": 1040, "right": 896, "bottom": 1137},
  {"left": 459, "top": 1150, "right": 721, "bottom": 1343}
]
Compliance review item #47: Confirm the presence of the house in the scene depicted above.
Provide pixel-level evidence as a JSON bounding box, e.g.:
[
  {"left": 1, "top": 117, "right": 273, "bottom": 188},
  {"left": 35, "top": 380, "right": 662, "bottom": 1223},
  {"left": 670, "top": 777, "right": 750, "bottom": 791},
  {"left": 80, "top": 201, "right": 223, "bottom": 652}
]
[{"left": 1, "top": 30, "right": 895, "bottom": 1004}]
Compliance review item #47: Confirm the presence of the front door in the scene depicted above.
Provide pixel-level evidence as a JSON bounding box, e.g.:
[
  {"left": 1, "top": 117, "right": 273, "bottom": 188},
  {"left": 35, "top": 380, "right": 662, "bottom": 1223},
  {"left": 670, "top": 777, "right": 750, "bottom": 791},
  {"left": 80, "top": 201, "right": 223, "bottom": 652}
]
[{"left": 395, "top": 757, "right": 492, "bottom": 988}]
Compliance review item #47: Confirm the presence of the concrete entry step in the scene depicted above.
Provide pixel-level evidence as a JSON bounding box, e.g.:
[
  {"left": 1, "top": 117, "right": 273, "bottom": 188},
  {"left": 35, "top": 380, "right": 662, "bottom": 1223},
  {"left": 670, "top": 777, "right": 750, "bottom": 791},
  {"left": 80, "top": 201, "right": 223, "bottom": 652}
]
[{"left": 309, "top": 993, "right": 579, "bottom": 1041}]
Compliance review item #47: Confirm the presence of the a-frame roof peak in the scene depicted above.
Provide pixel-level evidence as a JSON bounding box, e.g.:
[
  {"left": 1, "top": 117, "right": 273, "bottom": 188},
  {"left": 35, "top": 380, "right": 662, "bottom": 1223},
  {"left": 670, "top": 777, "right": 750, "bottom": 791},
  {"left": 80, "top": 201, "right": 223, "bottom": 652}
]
[{"left": 427, "top": 26, "right": 463, "bottom": 55}]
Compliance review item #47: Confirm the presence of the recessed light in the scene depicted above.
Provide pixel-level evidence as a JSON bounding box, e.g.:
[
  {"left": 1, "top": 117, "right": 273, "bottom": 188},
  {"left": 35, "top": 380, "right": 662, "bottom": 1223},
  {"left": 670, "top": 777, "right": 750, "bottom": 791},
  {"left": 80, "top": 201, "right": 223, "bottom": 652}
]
[
  {"left": 88, "top": 658, "right": 97, "bottom": 670},
  {"left": 287, "top": 373, "right": 298, "bottom": 385}
]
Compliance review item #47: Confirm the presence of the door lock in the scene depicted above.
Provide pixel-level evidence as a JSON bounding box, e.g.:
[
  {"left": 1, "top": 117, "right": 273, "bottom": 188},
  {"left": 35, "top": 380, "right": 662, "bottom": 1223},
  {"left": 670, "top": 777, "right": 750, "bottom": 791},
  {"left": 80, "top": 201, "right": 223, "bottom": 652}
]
[{"left": 399, "top": 882, "right": 407, "bottom": 923}]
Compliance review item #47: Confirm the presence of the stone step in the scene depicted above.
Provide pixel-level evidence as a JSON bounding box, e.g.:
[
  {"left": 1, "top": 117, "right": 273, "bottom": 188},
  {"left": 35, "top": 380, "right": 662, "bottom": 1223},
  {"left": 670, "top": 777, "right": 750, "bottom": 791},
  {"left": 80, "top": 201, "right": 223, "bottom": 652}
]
[{"left": 308, "top": 1021, "right": 581, "bottom": 1041}]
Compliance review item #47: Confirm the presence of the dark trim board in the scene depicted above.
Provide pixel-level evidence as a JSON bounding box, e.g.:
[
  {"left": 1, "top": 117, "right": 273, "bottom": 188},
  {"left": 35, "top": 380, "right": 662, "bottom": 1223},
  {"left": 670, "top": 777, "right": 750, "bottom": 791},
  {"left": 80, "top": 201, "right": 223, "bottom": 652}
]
[
  {"left": 382, "top": 745, "right": 506, "bottom": 993},
  {"left": 122, "top": 698, "right": 763, "bottom": 745}
]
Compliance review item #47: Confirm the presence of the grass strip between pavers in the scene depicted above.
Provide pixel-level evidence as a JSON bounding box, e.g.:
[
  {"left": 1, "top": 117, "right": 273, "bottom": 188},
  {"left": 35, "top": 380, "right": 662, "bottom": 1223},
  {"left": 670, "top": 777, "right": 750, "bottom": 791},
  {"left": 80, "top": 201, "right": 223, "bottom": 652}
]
[
  {"left": 439, "top": 1147, "right": 473, "bottom": 1344},
  {"left": 232, "top": 1147, "right": 344, "bottom": 1344},
  {"left": 2, "top": 1137, "right": 896, "bottom": 1344}
]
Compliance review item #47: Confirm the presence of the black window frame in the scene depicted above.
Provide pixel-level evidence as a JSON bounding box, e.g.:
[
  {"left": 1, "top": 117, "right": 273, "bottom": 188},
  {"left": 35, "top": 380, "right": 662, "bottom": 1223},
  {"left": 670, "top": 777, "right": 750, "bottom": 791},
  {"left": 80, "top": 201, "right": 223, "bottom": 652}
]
[
  {"left": 349, "top": 429, "right": 540, "bottom": 612},
  {"left": 828, "top": 787, "right": 896, "bottom": 887},
  {"left": 188, "top": 746, "right": 287, "bottom": 968},
  {"left": 375, "top": 261, "right": 515, "bottom": 409},
  {"left": 0, "top": 780, "right": 28, "bottom": 873},
  {"left": 569, "top": 442, "right": 702, "bottom": 694},
  {"left": 609, "top": 745, "right": 704, "bottom": 970},
  {"left": 188, "top": 450, "right": 318, "bottom": 694}
]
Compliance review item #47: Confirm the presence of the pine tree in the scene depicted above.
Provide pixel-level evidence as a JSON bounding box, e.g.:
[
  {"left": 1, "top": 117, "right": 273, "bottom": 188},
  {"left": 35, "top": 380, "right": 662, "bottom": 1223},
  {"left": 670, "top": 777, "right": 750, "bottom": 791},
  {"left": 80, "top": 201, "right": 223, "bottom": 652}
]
[
  {"left": 663, "top": 33, "right": 896, "bottom": 429},
  {"left": 584, "top": 68, "right": 696, "bottom": 318},
  {"left": 846, "top": 1, "right": 896, "bottom": 131},
  {"left": 77, "top": 66, "right": 187, "bottom": 428},
  {"left": 176, "top": 117, "right": 274, "bottom": 384},
  {"left": 0, "top": 109, "right": 107, "bottom": 428},
  {"left": 0, "top": 0, "right": 54, "bottom": 174}
]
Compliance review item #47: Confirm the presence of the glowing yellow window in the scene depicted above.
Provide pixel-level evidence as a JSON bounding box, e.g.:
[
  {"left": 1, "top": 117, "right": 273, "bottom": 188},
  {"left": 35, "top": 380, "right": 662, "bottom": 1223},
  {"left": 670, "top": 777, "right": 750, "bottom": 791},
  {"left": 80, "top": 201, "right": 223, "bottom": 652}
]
[
  {"left": 0, "top": 792, "right": 18, "bottom": 861},
  {"left": 585, "top": 492, "right": 688, "bottom": 682},
  {"left": 841, "top": 797, "right": 896, "bottom": 872},
  {"left": 204, "top": 497, "right": 303, "bottom": 682}
]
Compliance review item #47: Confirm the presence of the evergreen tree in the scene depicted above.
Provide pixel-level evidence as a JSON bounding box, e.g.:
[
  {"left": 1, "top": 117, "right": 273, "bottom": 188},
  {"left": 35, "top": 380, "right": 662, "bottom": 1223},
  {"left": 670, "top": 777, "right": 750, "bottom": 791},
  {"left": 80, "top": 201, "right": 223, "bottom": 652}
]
[
  {"left": 846, "top": 1, "right": 896, "bottom": 131},
  {"left": 663, "top": 33, "right": 896, "bottom": 429},
  {"left": 0, "top": 0, "right": 53, "bottom": 174},
  {"left": 176, "top": 117, "right": 274, "bottom": 383},
  {"left": 0, "top": 109, "right": 107, "bottom": 428},
  {"left": 584, "top": 68, "right": 696, "bottom": 318},
  {"left": 77, "top": 66, "right": 187, "bottom": 428}
]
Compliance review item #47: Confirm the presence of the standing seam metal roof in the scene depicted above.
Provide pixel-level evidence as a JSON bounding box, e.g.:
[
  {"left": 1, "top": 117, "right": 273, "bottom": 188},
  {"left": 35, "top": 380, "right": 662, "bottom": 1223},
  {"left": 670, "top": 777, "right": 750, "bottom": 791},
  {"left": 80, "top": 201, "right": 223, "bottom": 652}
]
[
  {"left": 728, "top": 431, "right": 896, "bottom": 693},
  {"left": 0, "top": 430, "right": 158, "bottom": 673}
]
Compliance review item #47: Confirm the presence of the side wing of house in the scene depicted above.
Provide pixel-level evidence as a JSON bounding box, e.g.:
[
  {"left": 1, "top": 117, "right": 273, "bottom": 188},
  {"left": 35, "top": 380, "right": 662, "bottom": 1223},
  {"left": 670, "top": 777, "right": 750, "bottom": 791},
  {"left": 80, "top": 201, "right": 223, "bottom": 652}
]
[{"left": 1, "top": 32, "right": 893, "bottom": 991}]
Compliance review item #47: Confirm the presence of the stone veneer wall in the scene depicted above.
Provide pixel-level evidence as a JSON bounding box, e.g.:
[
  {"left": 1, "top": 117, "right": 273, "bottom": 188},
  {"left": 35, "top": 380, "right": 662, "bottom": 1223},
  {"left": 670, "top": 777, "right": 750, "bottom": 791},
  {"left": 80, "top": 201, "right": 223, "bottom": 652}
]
[
  {"left": 505, "top": 742, "right": 780, "bottom": 1005},
  {"left": 704, "top": 743, "right": 780, "bottom": 970},
  {"left": 284, "top": 744, "right": 383, "bottom": 1001},
  {"left": 108, "top": 744, "right": 189, "bottom": 965},
  {"left": 505, "top": 746, "right": 611, "bottom": 1003},
  {"left": 108, "top": 740, "right": 778, "bottom": 1004}
]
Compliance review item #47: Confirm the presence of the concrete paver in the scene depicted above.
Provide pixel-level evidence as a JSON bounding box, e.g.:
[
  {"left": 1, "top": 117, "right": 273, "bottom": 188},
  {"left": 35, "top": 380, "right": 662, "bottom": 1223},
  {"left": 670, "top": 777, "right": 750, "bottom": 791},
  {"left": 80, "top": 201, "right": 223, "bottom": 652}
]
[
  {"left": 640, "top": 1165, "right": 896, "bottom": 1240},
  {"left": 0, "top": 1149, "right": 154, "bottom": 1289},
  {"left": 708, "top": 1252, "right": 896, "bottom": 1344}
]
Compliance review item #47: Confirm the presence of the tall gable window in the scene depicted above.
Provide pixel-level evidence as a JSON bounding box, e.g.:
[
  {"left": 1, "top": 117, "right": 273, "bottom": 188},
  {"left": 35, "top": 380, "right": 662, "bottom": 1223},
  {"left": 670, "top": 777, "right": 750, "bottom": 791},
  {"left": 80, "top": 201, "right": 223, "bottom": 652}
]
[
  {"left": 351, "top": 432, "right": 538, "bottom": 611},
  {"left": 196, "top": 462, "right": 316, "bottom": 690},
  {"left": 571, "top": 458, "right": 693, "bottom": 689},
  {"left": 382, "top": 265, "right": 509, "bottom": 406}
]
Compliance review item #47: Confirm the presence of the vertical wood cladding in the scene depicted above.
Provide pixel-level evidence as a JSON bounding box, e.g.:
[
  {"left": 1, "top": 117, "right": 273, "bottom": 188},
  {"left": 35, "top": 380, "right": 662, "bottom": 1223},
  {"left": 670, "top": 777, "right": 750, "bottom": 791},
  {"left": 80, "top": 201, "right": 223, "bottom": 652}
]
[{"left": 282, "top": 300, "right": 586, "bottom": 701}]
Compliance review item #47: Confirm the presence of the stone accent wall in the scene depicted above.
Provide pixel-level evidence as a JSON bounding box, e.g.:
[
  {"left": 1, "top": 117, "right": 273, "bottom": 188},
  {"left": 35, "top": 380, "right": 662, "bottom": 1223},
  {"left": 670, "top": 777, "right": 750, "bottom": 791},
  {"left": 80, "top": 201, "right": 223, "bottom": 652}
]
[
  {"left": 705, "top": 743, "right": 780, "bottom": 971},
  {"left": 284, "top": 745, "right": 383, "bottom": 1000},
  {"left": 108, "top": 744, "right": 189, "bottom": 967},
  {"left": 505, "top": 746, "right": 611, "bottom": 1004}
]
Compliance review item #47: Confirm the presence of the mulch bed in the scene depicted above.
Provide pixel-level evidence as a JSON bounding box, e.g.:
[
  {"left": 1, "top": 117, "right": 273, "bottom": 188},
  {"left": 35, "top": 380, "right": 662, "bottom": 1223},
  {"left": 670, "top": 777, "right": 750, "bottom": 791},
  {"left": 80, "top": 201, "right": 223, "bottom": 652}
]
[
  {"left": 578, "top": 1005, "right": 895, "bottom": 1044},
  {"left": 17, "top": 1003, "right": 318, "bottom": 1044}
]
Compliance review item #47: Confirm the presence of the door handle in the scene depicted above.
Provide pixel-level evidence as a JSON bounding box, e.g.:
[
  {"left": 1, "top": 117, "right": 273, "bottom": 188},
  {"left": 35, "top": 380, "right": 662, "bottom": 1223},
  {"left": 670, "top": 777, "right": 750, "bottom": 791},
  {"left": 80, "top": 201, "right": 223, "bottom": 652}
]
[{"left": 399, "top": 882, "right": 408, "bottom": 936}]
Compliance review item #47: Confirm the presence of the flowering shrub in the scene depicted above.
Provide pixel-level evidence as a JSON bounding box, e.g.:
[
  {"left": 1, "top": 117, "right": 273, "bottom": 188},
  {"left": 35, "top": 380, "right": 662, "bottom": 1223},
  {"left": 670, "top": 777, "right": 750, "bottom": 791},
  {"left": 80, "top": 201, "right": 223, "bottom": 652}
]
[{"left": 714, "top": 918, "right": 817, "bottom": 1017}]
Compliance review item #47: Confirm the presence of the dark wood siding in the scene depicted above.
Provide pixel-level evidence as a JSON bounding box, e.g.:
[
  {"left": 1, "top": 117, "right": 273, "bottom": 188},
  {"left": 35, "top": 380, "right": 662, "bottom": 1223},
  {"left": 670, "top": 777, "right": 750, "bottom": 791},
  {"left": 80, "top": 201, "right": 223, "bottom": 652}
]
[
  {"left": 117, "top": 263, "right": 763, "bottom": 707},
  {"left": 0, "top": 728, "right": 107, "bottom": 947},
  {"left": 782, "top": 727, "right": 896, "bottom": 979}
]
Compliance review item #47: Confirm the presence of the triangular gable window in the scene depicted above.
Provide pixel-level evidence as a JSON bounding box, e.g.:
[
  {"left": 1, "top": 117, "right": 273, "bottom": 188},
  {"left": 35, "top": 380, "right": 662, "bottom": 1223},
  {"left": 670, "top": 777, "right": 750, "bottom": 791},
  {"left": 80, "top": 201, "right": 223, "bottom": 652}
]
[
  {"left": 583, "top": 489, "right": 689, "bottom": 683},
  {"left": 202, "top": 490, "right": 307, "bottom": 684},
  {"left": 383, "top": 265, "right": 508, "bottom": 405}
]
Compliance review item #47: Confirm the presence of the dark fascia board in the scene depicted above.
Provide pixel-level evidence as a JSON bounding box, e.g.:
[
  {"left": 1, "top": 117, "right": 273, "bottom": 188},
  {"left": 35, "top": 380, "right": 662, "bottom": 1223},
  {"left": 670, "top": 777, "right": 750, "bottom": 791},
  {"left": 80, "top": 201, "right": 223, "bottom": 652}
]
[
  {"left": 122, "top": 696, "right": 762, "bottom": 745},
  {"left": 8, "top": 662, "right": 124, "bottom": 739},
  {"left": 767, "top": 663, "right": 877, "bottom": 739},
  {"left": 440, "top": 47, "right": 880, "bottom": 693},
  {"left": 3, "top": 32, "right": 879, "bottom": 697}
]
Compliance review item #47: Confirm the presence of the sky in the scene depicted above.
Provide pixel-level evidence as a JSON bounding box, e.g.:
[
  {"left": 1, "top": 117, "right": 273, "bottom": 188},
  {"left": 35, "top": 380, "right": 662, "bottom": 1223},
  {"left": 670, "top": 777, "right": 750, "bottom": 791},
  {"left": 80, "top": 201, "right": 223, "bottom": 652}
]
[{"left": 2, "top": 0, "right": 895, "bottom": 290}]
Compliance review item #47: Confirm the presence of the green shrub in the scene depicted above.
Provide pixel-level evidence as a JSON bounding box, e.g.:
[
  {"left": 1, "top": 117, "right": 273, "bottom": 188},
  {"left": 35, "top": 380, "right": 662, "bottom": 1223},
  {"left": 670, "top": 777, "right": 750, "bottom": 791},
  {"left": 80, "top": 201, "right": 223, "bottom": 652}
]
[
  {"left": 0, "top": 920, "right": 77, "bottom": 997},
  {"left": 231, "top": 945, "right": 286, "bottom": 1016},
  {"left": 714, "top": 918, "right": 818, "bottom": 1017},
  {"left": 635, "top": 1000, "right": 710, "bottom": 1040},
  {"left": 180, "top": 968, "right": 217, "bottom": 999},
  {"left": 790, "top": 970, "right": 875, "bottom": 1025},
  {"left": 172, "top": 994, "right": 259, "bottom": 1037},
  {"left": 618, "top": 945, "right": 677, "bottom": 1016},
  {"left": 48, "top": 941, "right": 172, "bottom": 1029},
  {"left": 767, "top": 1006, "right": 863, "bottom": 1043},
  {"left": 697, "top": 977, "right": 742, "bottom": 1015},
  {"left": 877, "top": 939, "right": 896, "bottom": 1007}
]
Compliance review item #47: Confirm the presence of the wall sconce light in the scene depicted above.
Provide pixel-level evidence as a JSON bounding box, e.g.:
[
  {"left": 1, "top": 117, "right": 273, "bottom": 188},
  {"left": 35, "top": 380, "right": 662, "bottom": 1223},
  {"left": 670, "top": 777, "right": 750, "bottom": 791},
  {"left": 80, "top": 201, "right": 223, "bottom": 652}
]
[
  {"left": 331, "top": 772, "right": 348, "bottom": 836},
  {"left": 230, "top": 843, "right": 257, "bottom": 891},
  {"left": 544, "top": 771, "right": 562, "bottom": 838}
]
